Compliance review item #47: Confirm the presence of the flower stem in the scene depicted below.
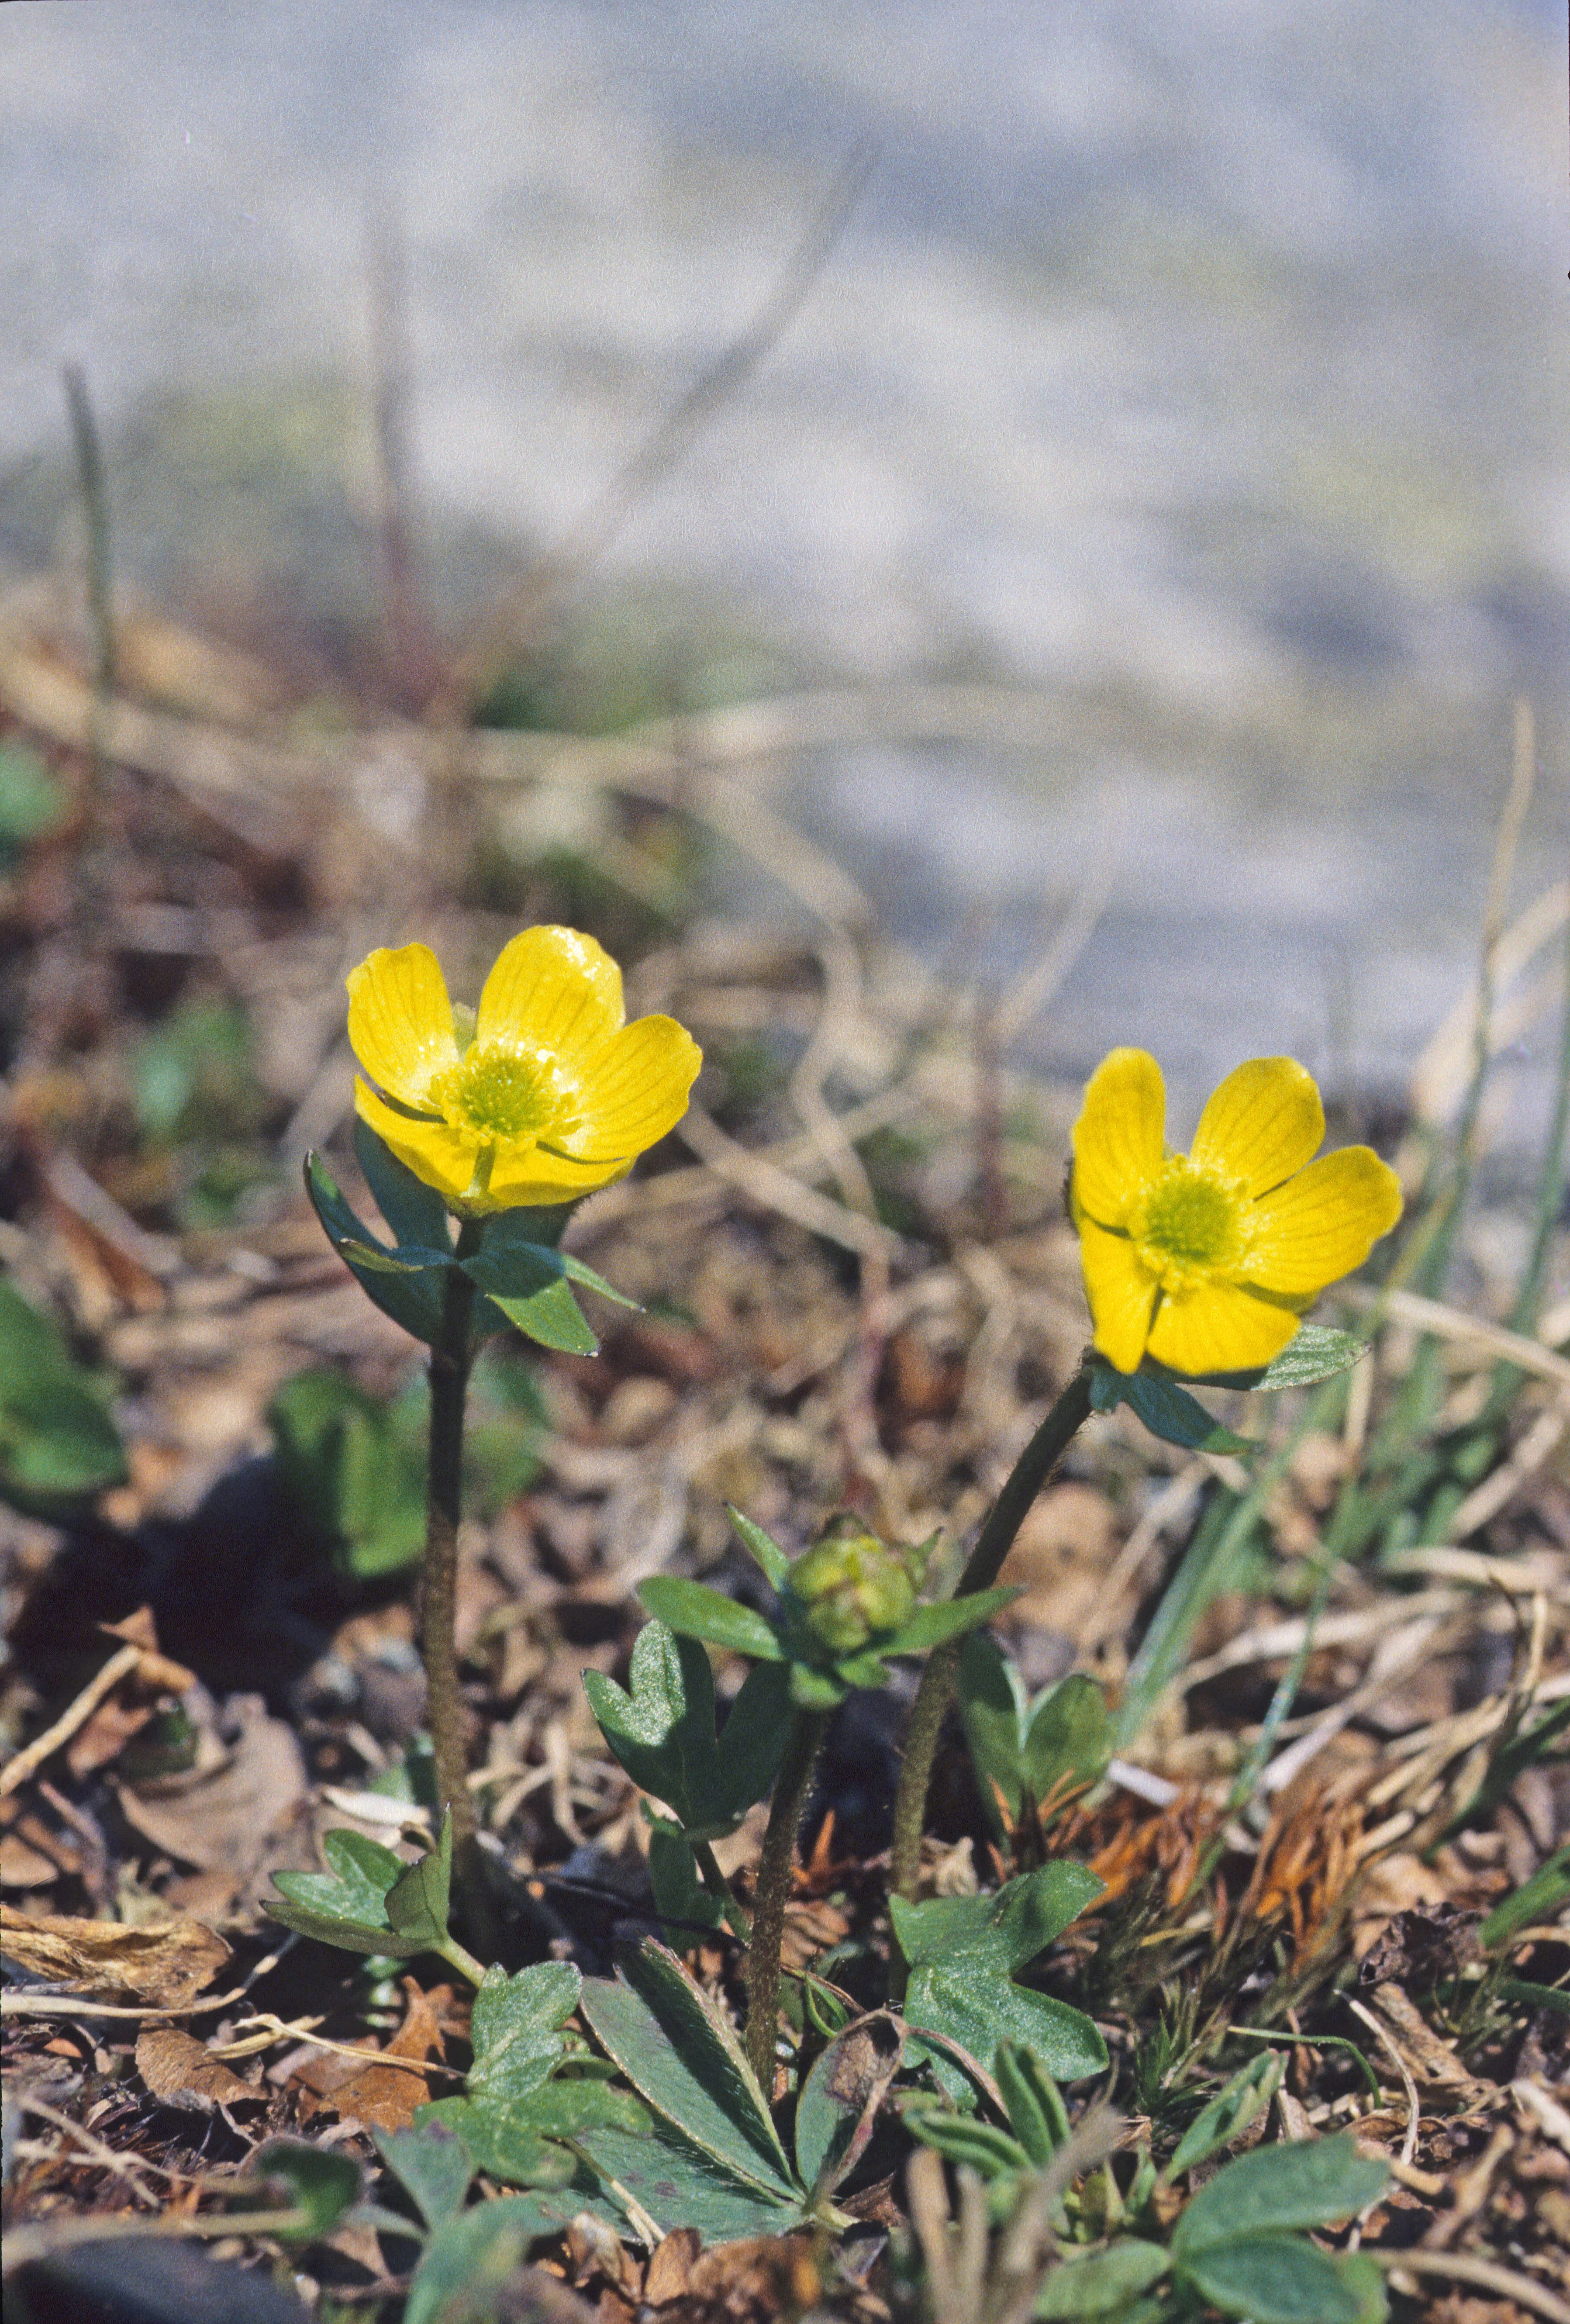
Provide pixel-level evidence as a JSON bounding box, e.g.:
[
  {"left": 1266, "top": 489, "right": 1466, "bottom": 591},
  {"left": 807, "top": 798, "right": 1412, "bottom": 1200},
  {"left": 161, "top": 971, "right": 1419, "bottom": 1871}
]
[
  {"left": 889, "top": 1358, "right": 1094, "bottom": 1906},
  {"left": 423, "top": 1222, "right": 485, "bottom": 1939},
  {"left": 742, "top": 1707, "right": 828, "bottom": 2092}
]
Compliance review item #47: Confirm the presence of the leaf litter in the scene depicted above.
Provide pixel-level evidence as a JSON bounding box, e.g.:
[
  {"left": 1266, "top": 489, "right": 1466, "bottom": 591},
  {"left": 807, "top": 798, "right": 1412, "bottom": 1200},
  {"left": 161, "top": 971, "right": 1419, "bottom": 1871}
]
[{"left": 0, "top": 570, "right": 1567, "bottom": 2322}]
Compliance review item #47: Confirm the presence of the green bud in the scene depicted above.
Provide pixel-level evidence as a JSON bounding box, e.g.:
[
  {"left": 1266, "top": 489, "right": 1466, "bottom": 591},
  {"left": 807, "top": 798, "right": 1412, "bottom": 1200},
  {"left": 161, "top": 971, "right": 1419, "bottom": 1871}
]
[{"left": 790, "top": 1522, "right": 923, "bottom": 1654}]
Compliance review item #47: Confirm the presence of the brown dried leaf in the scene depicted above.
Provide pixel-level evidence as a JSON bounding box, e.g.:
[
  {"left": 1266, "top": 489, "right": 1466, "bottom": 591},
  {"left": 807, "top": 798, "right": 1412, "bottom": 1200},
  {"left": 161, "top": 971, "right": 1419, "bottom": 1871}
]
[
  {"left": 135, "top": 2025, "right": 256, "bottom": 2108},
  {"left": 643, "top": 2229, "right": 700, "bottom": 2306},
  {"left": 116, "top": 1694, "right": 307, "bottom": 1873},
  {"left": 0, "top": 1903, "right": 230, "bottom": 2005},
  {"left": 311, "top": 1979, "right": 449, "bottom": 2134}
]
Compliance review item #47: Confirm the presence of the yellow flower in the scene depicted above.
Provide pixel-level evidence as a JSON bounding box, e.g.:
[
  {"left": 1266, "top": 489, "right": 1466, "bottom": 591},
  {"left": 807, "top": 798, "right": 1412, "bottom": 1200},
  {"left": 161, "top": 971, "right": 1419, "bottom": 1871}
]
[
  {"left": 1071, "top": 1049, "right": 1402, "bottom": 1376},
  {"left": 346, "top": 927, "right": 701, "bottom": 1215}
]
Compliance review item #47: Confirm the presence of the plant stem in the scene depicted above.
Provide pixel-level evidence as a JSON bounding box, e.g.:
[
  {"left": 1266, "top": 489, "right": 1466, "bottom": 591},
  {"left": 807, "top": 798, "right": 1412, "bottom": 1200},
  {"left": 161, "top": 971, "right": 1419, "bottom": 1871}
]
[
  {"left": 695, "top": 1840, "right": 752, "bottom": 1942},
  {"left": 742, "top": 1707, "right": 829, "bottom": 2091},
  {"left": 889, "top": 1360, "right": 1094, "bottom": 1905},
  {"left": 423, "top": 1222, "right": 483, "bottom": 1934},
  {"left": 436, "top": 1930, "right": 489, "bottom": 1989}
]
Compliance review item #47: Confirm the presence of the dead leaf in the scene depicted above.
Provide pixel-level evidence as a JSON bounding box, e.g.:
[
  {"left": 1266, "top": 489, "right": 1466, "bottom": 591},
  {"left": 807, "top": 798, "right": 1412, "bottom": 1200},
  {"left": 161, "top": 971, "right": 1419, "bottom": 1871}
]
[
  {"left": 135, "top": 2025, "right": 256, "bottom": 2108},
  {"left": 65, "top": 1690, "right": 159, "bottom": 1781},
  {"left": 301, "top": 1979, "right": 450, "bottom": 2134},
  {"left": 0, "top": 1903, "right": 230, "bottom": 2006},
  {"left": 116, "top": 1693, "right": 307, "bottom": 1874},
  {"left": 643, "top": 2229, "right": 700, "bottom": 2306}
]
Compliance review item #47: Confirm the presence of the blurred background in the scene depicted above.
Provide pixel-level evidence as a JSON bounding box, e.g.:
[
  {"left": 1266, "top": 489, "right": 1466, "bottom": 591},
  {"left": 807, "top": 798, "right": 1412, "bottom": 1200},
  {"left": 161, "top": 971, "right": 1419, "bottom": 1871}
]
[{"left": 2, "top": 0, "right": 1566, "bottom": 1160}]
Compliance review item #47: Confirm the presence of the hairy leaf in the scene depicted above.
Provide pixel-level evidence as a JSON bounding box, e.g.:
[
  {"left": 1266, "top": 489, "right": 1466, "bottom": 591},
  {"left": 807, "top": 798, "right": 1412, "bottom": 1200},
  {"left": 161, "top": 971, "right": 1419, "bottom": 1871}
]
[
  {"left": 637, "top": 1575, "right": 784, "bottom": 1661},
  {"left": 1173, "top": 2134, "right": 1388, "bottom": 2258},
  {"left": 1168, "top": 2051, "right": 1283, "bottom": 2173}
]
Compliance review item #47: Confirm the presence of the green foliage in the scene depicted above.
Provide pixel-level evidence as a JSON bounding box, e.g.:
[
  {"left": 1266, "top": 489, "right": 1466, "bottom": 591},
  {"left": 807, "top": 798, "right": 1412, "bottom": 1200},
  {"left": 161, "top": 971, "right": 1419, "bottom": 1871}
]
[
  {"left": 1171, "top": 2133, "right": 1387, "bottom": 2254},
  {"left": 265, "top": 1813, "right": 478, "bottom": 1984},
  {"left": 956, "top": 1632, "right": 1113, "bottom": 1846},
  {"left": 131, "top": 997, "right": 265, "bottom": 1147},
  {"left": 1166, "top": 2051, "right": 1282, "bottom": 2172},
  {"left": 892, "top": 1861, "right": 1108, "bottom": 2095},
  {"left": 243, "top": 2138, "right": 362, "bottom": 2241},
  {"left": 1479, "top": 1846, "right": 1569, "bottom": 1950},
  {"left": 268, "top": 1354, "right": 541, "bottom": 1580},
  {"left": 637, "top": 1507, "right": 1016, "bottom": 1712},
  {"left": 584, "top": 1621, "right": 792, "bottom": 1847},
  {"left": 0, "top": 739, "right": 68, "bottom": 864},
  {"left": 1035, "top": 2240, "right": 1170, "bottom": 2317},
  {"left": 1087, "top": 1329, "right": 1366, "bottom": 1457},
  {"left": 0, "top": 1279, "right": 127, "bottom": 1518},
  {"left": 403, "top": 2193, "right": 573, "bottom": 2324},
  {"left": 306, "top": 1127, "right": 635, "bottom": 1356},
  {"left": 419, "top": 1961, "right": 644, "bottom": 2189}
]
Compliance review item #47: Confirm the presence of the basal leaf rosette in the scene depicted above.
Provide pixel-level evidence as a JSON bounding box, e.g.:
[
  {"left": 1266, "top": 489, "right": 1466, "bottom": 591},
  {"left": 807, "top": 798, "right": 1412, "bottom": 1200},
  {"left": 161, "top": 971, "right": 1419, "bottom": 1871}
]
[
  {"left": 348, "top": 927, "right": 702, "bottom": 1216},
  {"left": 1072, "top": 1049, "right": 1401, "bottom": 1377}
]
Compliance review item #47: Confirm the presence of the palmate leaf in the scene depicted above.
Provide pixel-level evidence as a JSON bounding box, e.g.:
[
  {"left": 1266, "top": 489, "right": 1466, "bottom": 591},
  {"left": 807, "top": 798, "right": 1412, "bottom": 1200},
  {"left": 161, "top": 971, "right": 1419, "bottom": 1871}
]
[
  {"left": 583, "top": 1623, "right": 790, "bottom": 1837},
  {"left": 893, "top": 1861, "right": 1108, "bottom": 2096},
  {"left": 373, "top": 2121, "right": 473, "bottom": 2231},
  {"left": 266, "top": 1817, "right": 452, "bottom": 1958},
  {"left": 579, "top": 1941, "right": 797, "bottom": 2200}
]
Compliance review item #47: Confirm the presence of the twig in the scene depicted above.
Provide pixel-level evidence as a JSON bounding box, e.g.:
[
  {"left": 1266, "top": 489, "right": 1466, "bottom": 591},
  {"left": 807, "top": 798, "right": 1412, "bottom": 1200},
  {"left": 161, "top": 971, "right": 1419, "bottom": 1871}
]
[
  {"left": 1346, "top": 1998, "right": 1420, "bottom": 2169},
  {"left": 0, "top": 1643, "right": 141, "bottom": 1797},
  {"left": 1373, "top": 2248, "right": 1570, "bottom": 2324},
  {"left": 14, "top": 2093, "right": 161, "bottom": 2210}
]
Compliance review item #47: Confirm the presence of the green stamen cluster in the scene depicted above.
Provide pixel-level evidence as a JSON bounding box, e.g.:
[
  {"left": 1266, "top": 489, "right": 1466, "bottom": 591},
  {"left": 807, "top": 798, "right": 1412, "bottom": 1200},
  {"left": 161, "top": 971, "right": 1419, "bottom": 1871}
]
[{"left": 1132, "top": 1160, "right": 1242, "bottom": 1288}]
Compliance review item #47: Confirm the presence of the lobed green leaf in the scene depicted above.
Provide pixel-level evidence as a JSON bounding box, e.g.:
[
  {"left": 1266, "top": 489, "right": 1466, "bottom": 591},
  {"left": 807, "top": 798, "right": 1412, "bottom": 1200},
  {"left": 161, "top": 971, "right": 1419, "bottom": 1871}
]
[{"left": 637, "top": 1575, "right": 784, "bottom": 1661}]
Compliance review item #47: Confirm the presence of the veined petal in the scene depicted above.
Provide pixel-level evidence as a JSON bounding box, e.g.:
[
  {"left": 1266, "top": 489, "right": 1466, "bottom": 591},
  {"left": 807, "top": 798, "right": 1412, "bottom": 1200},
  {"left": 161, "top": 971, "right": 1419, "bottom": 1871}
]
[
  {"left": 347, "top": 944, "right": 461, "bottom": 1107},
  {"left": 355, "top": 1079, "right": 476, "bottom": 1210},
  {"left": 1079, "top": 1215, "right": 1160, "bottom": 1373},
  {"left": 1191, "top": 1056, "right": 1324, "bottom": 1197},
  {"left": 556, "top": 1016, "right": 703, "bottom": 1161},
  {"left": 1146, "top": 1278, "right": 1301, "bottom": 1375},
  {"left": 483, "top": 1143, "right": 630, "bottom": 1207},
  {"left": 1072, "top": 1048, "right": 1167, "bottom": 1228},
  {"left": 1237, "top": 1145, "right": 1403, "bottom": 1296},
  {"left": 476, "top": 926, "right": 625, "bottom": 1060}
]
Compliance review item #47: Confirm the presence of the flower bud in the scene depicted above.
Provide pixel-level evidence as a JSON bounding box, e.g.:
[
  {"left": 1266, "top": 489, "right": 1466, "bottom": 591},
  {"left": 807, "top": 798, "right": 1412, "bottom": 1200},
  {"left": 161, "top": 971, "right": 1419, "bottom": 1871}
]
[{"left": 790, "top": 1521, "right": 922, "bottom": 1654}]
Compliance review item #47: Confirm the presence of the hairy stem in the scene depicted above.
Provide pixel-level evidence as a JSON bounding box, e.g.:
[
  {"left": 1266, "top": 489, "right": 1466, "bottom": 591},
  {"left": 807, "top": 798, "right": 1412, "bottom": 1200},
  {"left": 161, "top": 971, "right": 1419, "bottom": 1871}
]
[
  {"left": 743, "top": 1708, "right": 829, "bottom": 2091},
  {"left": 423, "top": 1223, "right": 484, "bottom": 1937},
  {"left": 889, "top": 1360, "right": 1094, "bottom": 1905}
]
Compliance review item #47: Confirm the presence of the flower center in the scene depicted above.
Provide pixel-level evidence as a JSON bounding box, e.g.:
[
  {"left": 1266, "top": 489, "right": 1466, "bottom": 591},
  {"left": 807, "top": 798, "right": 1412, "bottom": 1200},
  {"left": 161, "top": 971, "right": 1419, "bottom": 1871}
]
[
  {"left": 431, "top": 1043, "right": 579, "bottom": 1144},
  {"left": 1132, "top": 1158, "right": 1242, "bottom": 1289}
]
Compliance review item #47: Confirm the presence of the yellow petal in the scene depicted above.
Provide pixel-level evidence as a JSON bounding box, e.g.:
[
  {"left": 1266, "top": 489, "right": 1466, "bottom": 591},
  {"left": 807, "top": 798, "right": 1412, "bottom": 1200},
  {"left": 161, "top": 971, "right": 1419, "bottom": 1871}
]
[
  {"left": 347, "top": 944, "right": 461, "bottom": 1107},
  {"left": 1236, "top": 1145, "right": 1403, "bottom": 1296},
  {"left": 1146, "top": 1279, "right": 1301, "bottom": 1374},
  {"left": 1190, "top": 1056, "right": 1324, "bottom": 1197},
  {"left": 556, "top": 1016, "right": 703, "bottom": 1162},
  {"left": 1078, "top": 1216, "right": 1160, "bottom": 1373},
  {"left": 1071, "top": 1048, "right": 1166, "bottom": 1229},
  {"left": 476, "top": 926, "right": 625, "bottom": 1060},
  {"left": 483, "top": 1146, "right": 632, "bottom": 1208},
  {"left": 355, "top": 1079, "right": 476, "bottom": 1210}
]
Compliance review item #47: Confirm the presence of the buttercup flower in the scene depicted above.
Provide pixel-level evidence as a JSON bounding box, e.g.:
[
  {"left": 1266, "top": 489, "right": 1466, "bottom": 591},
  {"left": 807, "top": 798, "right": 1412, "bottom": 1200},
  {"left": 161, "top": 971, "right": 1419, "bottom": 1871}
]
[
  {"left": 1071, "top": 1049, "right": 1402, "bottom": 1377},
  {"left": 347, "top": 926, "right": 701, "bottom": 1214}
]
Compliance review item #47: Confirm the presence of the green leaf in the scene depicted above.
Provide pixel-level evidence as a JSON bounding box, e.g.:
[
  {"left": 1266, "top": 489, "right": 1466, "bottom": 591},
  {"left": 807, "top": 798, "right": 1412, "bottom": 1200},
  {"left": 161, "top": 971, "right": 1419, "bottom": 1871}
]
[
  {"left": 714, "top": 1660, "right": 794, "bottom": 1820},
  {"left": 956, "top": 1631, "right": 1034, "bottom": 1830},
  {"left": 1179, "top": 2233, "right": 1373, "bottom": 2324},
  {"left": 0, "top": 739, "right": 67, "bottom": 858},
  {"left": 1168, "top": 2051, "right": 1284, "bottom": 2173},
  {"left": 726, "top": 1505, "right": 793, "bottom": 1589},
  {"left": 1035, "top": 2240, "right": 1170, "bottom": 2318},
  {"left": 374, "top": 2121, "right": 474, "bottom": 2230},
  {"left": 404, "top": 2193, "right": 569, "bottom": 2324},
  {"left": 579, "top": 1942, "right": 797, "bottom": 2198},
  {"left": 637, "top": 1575, "right": 785, "bottom": 1661},
  {"left": 558, "top": 1251, "right": 642, "bottom": 1312},
  {"left": 0, "top": 1280, "right": 127, "bottom": 1518},
  {"left": 1090, "top": 1359, "right": 1250, "bottom": 1453},
  {"left": 1218, "top": 1325, "right": 1369, "bottom": 1392},
  {"left": 385, "top": 1812, "right": 454, "bottom": 1951},
  {"left": 304, "top": 1151, "right": 448, "bottom": 1345},
  {"left": 355, "top": 1118, "right": 453, "bottom": 1255},
  {"left": 1479, "top": 1845, "right": 1569, "bottom": 1949},
  {"left": 267, "top": 1366, "right": 428, "bottom": 1579},
  {"left": 994, "top": 2041, "right": 1070, "bottom": 2168},
  {"left": 789, "top": 1662, "right": 851, "bottom": 1708},
  {"left": 577, "top": 2116, "right": 804, "bottom": 2245},
  {"left": 245, "top": 2138, "right": 362, "bottom": 2241},
  {"left": 646, "top": 1817, "right": 729, "bottom": 1934},
  {"left": 584, "top": 1624, "right": 729, "bottom": 1832},
  {"left": 902, "top": 2102, "right": 1029, "bottom": 2177},
  {"left": 465, "top": 1960, "right": 582, "bottom": 2111},
  {"left": 462, "top": 1242, "right": 599, "bottom": 1355},
  {"left": 884, "top": 1585, "right": 1021, "bottom": 1655},
  {"left": 794, "top": 2013, "right": 903, "bottom": 2197},
  {"left": 1173, "top": 2134, "right": 1388, "bottom": 2258},
  {"left": 266, "top": 1822, "right": 454, "bottom": 1959},
  {"left": 894, "top": 1862, "right": 1108, "bottom": 2094}
]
